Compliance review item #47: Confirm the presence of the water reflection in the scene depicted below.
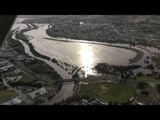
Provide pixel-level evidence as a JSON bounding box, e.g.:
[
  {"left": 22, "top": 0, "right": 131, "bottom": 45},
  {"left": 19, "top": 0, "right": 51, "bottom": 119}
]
[
  {"left": 22, "top": 23, "right": 137, "bottom": 78},
  {"left": 79, "top": 44, "right": 95, "bottom": 77}
]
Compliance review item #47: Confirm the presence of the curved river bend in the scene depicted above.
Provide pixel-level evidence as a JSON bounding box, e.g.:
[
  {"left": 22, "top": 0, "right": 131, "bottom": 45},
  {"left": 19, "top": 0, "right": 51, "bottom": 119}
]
[{"left": 11, "top": 21, "right": 145, "bottom": 104}]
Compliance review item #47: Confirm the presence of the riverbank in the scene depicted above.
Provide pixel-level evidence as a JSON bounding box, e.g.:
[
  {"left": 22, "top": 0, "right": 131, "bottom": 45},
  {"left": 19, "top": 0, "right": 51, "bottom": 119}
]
[
  {"left": 10, "top": 22, "right": 139, "bottom": 104},
  {"left": 10, "top": 20, "right": 160, "bottom": 104},
  {"left": 16, "top": 23, "right": 160, "bottom": 76},
  {"left": 44, "top": 37, "right": 144, "bottom": 64}
]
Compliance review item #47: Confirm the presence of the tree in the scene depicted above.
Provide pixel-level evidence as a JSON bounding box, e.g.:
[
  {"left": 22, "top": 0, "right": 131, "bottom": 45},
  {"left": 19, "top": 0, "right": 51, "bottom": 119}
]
[
  {"left": 146, "top": 64, "right": 154, "bottom": 70},
  {"left": 141, "top": 91, "right": 149, "bottom": 97},
  {"left": 119, "top": 80, "right": 122, "bottom": 83},
  {"left": 108, "top": 101, "right": 113, "bottom": 105},
  {"left": 138, "top": 82, "right": 145, "bottom": 89},
  {"left": 129, "top": 70, "right": 133, "bottom": 75},
  {"left": 157, "top": 84, "right": 160, "bottom": 94}
]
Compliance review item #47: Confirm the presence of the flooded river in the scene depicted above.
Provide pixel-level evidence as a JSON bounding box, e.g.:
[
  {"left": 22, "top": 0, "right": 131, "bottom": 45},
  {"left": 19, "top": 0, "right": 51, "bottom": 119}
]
[
  {"left": 11, "top": 20, "right": 160, "bottom": 104},
  {"left": 24, "top": 24, "right": 136, "bottom": 67}
]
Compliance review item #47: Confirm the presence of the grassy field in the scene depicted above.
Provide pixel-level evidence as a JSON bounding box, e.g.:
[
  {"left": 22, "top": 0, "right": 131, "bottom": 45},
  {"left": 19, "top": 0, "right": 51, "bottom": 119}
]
[
  {"left": 137, "top": 85, "right": 157, "bottom": 101},
  {"left": 44, "top": 74, "right": 54, "bottom": 82},
  {"left": 18, "top": 72, "right": 36, "bottom": 84},
  {"left": 78, "top": 83, "right": 136, "bottom": 104},
  {"left": 83, "top": 75, "right": 119, "bottom": 82},
  {"left": 136, "top": 76, "right": 158, "bottom": 101},
  {"left": 145, "top": 87, "right": 157, "bottom": 101},
  {"left": 137, "top": 76, "right": 160, "bottom": 83},
  {"left": 153, "top": 55, "right": 160, "bottom": 69},
  {"left": 83, "top": 76, "right": 106, "bottom": 82},
  {"left": 45, "top": 83, "right": 59, "bottom": 92},
  {"left": 149, "top": 41, "right": 160, "bottom": 49},
  {"left": 0, "top": 84, "right": 6, "bottom": 91},
  {"left": 0, "top": 90, "right": 17, "bottom": 104}
]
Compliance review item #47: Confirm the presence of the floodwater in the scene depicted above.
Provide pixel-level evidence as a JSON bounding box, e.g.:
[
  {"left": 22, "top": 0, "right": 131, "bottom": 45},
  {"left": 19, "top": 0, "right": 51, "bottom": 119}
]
[
  {"left": 23, "top": 24, "right": 136, "bottom": 76},
  {"left": 11, "top": 21, "right": 149, "bottom": 104},
  {"left": 44, "top": 83, "right": 75, "bottom": 105}
]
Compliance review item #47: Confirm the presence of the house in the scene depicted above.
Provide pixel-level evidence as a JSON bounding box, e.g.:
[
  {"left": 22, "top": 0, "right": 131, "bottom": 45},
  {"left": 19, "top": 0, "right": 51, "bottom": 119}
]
[
  {"left": 2, "top": 98, "right": 22, "bottom": 105},
  {"left": 99, "top": 101, "right": 109, "bottom": 105},
  {"left": 137, "top": 102, "right": 144, "bottom": 105},
  {"left": 14, "top": 69, "right": 20, "bottom": 74},
  {"left": 106, "top": 80, "right": 112, "bottom": 83},
  {"left": 129, "top": 97, "right": 135, "bottom": 102},
  {"left": 27, "top": 87, "right": 48, "bottom": 100},
  {"left": 27, "top": 93, "right": 37, "bottom": 100},
  {"left": 39, "top": 88, "right": 48, "bottom": 95},
  {"left": 80, "top": 22, "right": 84, "bottom": 25},
  {"left": 81, "top": 99, "right": 88, "bottom": 103},
  {"left": 6, "top": 76, "right": 22, "bottom": 83},
  {"left": 0, "top": 64, "right": 15, "bottom": 72}
]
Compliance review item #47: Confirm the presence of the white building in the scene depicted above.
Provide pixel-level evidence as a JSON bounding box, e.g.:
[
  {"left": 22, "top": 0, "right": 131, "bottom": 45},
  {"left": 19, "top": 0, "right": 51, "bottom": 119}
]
[
  {"left": 27, "top": 87, "right": 48, "bottom": 100},
  {"left": 80, "top": 22, "right": 84, "bottom": 25},
  {"left": 2, "top": 98, "right": 22, "bottom": 105}
]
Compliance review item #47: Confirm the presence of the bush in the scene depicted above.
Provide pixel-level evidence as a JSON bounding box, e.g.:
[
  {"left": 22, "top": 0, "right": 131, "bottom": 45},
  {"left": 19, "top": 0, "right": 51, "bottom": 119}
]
[
  {"left": 95, "top": 63, "right": 141, "bottom": 75},
  {"left": 137, "top": 82, "right": 148, "bottom": 89},
  {"left": 157, "top": 84, "right": 160, "bottom": 94},
  {"left": 146, "top": 64, "right": 154, "bottom": 70}
]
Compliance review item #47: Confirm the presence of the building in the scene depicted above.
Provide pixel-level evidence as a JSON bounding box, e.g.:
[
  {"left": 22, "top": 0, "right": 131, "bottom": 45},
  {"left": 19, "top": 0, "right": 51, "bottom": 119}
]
[
  {"left": 0, "top": 64, "right": 15, "bottom": 73},
  {"left": 27, "top": 87, "right": 48, "bottom": 100},
  {"left": 80, "top": 22, "right": 84, "bottom": 25},
  {"left": 2, "top": 98, "right": 22, "bottom": 105},
  {"left": 137, "top": 102, "right": 144, "bottom": 105},
  {"left": 0, "top": 49, "right": 15, "bottom": 59},
  {"left": 6, "top": 76, "right": 22, "bottom": 83}
]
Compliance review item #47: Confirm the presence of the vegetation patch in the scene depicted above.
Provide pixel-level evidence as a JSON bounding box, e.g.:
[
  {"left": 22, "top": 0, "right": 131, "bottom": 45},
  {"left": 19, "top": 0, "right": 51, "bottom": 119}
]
[
  {"left": 95, "top": 63, "right": 141, "bottom": 75},
  {"left": 0, "top": 90, "right": 17, "bottom": 104},
  {"left": 17, "top": 72, "right": 36, "bottom": 84},
  {"left": 128, "top": 48, "right": 144, "bottom": 63},
  {"left": 137, "top": 75, "right": 160, "bottom": 83},
  {"left": 153, "top": 55, "right": 160, "bottom": 69},
  {"left": 78, "top": 83, "right": 136, "bottom": 104},
  {"left": 136, "top": 82, "right": 157, "bottom": 101}
]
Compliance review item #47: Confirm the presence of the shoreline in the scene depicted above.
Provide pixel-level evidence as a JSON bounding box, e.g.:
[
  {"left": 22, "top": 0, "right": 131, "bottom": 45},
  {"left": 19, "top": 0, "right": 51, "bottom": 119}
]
[
  {"left": 14, "top": 23, "right": 147, "bottom": 74},
  {"left": 43, "top": 37, "right": 144, "bottom": 65},
  {"left": 10, "top": 21, "right": 160, "bottom": 104}
]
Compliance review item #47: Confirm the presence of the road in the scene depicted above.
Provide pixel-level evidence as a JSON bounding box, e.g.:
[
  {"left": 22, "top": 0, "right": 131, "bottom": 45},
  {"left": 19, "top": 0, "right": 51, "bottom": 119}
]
[
  {"left": 2, "top": 77, "right": 31, "bottom": 104},
  {"left": 10, "top": 57, "right": 51, "bottom": 82},
  {"left": 2, "top": 77, "right": 21, "bottom": 94}
]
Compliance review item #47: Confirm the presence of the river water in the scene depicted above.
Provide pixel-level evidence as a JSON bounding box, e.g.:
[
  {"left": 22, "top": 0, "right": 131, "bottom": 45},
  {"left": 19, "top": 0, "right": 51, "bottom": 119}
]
[
  {"left": 11, "top": 19, "right": 160, "bottom": 104},
  {"left": 22, "top": 23, "right": 137, "bottom": 78}
]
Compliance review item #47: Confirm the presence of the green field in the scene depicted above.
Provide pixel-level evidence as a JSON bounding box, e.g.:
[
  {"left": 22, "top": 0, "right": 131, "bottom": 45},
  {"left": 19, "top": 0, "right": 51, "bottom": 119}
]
[
  {"left": 0, "top": 90, "right": 17, "bottom": 104},
  {"left": 83, "top": 76, "right": 107, "bottom": 82},
  {"left": 0, "top": 84, "right": 6, "bottom": 91},
  {"left": 145, "top": 87, "right": 157, "bottom": 101},
  {"left": 18, "top": 72, "right": 36, "bottom": 84},
  {"left": 137, "top": 85, "right": 157, "bottom": 101},
  {"left": 83, "top": 75, "right": 119, "bottom": 83},
  {"left": 153, "top": 55, "right": 160, "bottom": 69},
  {"left": 149, "top": 41, "right": 160, "bottom": 49},
  {"left": 137, "top": 76, "right": 160, "bottom": 83},
  {"left": 45, "top": 83, "right": 59, "bottom": 92},
  {"left": 44, "top": 74, "right": 54, "bottom": 82},
  {"left": 78, "top": 83, "right": 136, "bottom": 104}
]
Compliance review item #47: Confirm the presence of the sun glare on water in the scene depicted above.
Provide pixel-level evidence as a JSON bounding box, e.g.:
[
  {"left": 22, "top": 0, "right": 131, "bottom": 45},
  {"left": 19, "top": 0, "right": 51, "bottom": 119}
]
[{"left": 79, "top": 44, "right": 95, "bottom": 77}]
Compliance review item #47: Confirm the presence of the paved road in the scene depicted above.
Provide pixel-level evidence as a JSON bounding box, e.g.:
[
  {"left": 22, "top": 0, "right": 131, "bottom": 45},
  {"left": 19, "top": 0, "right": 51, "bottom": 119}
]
[{"left": 2, "top": 77, "right": 21, "bottom": 94}]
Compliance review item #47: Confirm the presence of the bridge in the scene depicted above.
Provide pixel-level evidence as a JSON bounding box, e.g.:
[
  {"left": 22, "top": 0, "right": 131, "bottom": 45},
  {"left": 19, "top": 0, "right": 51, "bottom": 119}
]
[
  {"left": 55, "top": 78, "right": 85, "bottom": 83},
  {"left": 55, "top": 79, "right": 75, "bottom": 83}
]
